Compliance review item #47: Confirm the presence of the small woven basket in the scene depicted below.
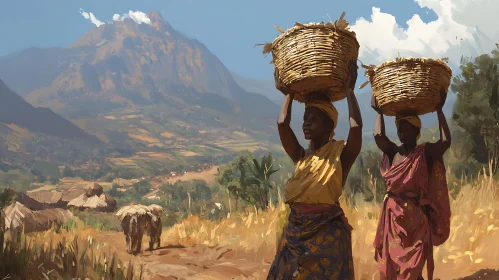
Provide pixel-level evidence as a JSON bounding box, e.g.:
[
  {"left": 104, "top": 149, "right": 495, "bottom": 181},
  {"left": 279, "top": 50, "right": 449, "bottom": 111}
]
[
  {"left": 260, "top": 13, "right": 359, "bottom": 103},
  {"left": 361, "top": 57, "right": 452, "bottom": 116}
]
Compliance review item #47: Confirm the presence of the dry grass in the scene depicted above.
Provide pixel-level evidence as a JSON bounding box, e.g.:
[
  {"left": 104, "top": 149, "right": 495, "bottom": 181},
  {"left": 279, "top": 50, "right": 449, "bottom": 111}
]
[
  {"left": 160, "top": 131, "right": 176, "bottom": 138},
  {"left": 162, "top": 169, "right": 499, "bottom": 280},
  {"left": 0, "top": 218, "right": 142, "bottom": 279},
  {"left": 128, "top": 134, "right": 161, "bottom": 144},
  {"left": 27, "top": 184, "right": 57, "bottom": 193},
  {"left": 166, "top": 165, "right": 219, "bottom": 184},
  {"left": 109, "top": 158, "right": 139, "bottom": 167},
  {"left": 6, "top": 123, "right": 31, "bottom": 136},
  {"left": 213, "top": 140, "right": 267, "bottom": 152},
  {"left": 179, "top": 150, "right": 200, "bottom": 157}
]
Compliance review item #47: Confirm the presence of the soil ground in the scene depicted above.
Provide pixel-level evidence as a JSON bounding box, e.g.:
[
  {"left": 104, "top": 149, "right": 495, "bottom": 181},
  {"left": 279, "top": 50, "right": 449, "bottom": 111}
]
[{"left": 96, "top": 232, "right": 498, "bottom": 280}]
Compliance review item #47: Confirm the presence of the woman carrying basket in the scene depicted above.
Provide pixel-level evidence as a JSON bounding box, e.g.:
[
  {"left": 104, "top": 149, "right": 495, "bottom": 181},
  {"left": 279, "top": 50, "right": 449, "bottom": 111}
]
[
  {"left": 266, "top": 59, "right": 362, "bottom": 280},
  {"left": 371, "top": 91, "right": 452, "bottom": 280}
]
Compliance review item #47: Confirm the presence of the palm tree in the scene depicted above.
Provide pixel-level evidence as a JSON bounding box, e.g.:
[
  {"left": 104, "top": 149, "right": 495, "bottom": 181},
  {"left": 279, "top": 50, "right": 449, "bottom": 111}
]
[{"left": 244, "top": 152, "right": 279, "bottom": 209}]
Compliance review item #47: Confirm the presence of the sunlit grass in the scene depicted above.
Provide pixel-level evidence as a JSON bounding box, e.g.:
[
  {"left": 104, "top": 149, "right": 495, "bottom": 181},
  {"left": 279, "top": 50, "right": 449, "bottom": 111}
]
[
  {"left": 162, "top": 167, "right": 499, "bottom": 280},
  {"left": 0, "top": 217, "right": 142, "bottom": 280}
]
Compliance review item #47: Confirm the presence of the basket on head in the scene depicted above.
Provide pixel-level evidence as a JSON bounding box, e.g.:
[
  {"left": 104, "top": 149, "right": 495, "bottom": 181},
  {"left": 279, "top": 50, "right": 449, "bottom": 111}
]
[
  {"left": 361, "top": 57, "right": 452, "bottom": 116},
  {"left": 260, "top": 12, "right": 359, "bottom": 103}
]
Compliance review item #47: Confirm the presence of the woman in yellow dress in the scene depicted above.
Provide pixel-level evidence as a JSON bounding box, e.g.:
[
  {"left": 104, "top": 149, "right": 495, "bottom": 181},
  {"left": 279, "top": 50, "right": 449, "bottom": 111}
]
[{"left": 267, "top": 59, "right": 363, "bottom": 280}]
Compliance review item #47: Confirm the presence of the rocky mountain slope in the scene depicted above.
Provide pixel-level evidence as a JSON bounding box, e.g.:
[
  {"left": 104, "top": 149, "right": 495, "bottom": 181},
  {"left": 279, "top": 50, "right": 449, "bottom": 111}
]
[{"left": 0, "top": 11, "right": 285, "bottom": 152}]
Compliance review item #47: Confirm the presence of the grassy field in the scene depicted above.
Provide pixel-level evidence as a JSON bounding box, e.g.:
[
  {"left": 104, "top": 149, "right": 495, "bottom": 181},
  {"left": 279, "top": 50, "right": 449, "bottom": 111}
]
[
  {"left": 213, "top": 139, "right": 282, "bottom": 152},
  {"left": 164, "top": 165, "right": 219, "bottom": 184},
  {"left": 0, "top": 218, "right": 142, "bottom": 279},
  {"left": 162, "top": 170, "right": 499, "bottom": 280},
  {"left": 28, "top": 177, "right": 140, "bottom": 194}
]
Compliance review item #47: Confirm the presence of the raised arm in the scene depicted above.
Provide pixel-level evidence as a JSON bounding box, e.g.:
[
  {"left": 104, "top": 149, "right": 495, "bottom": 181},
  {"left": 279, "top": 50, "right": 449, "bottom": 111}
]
[
  {"left": 426, "top": 89, "right": 451, "bottom": 159},
  {"left": 341, "top": 60, "right": 363, "bottom": 180},
  {"left": 372, "top": 95, "right": 397, "bottom": 158},
  {"left": 276, "top": 89, "right": 305, "bottom": 163}
]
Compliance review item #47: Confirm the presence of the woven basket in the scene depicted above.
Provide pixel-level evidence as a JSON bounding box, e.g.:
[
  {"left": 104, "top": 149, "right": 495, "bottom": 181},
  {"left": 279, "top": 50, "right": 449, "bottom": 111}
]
[
  {"left": 361, "top": 57, "right": 452, "bottom": 116},
  {"left": 260, "top": 13, "right": 359, "bottom": 103}
]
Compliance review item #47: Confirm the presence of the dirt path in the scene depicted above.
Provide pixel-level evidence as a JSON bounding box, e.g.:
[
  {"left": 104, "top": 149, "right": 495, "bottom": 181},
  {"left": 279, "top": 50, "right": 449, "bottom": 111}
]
[
  {"left": 96, "top": 232, "right": 270, "bottom": 280},
  {"left": 96, "top": 232, "right": 498, "bottom": 280}
]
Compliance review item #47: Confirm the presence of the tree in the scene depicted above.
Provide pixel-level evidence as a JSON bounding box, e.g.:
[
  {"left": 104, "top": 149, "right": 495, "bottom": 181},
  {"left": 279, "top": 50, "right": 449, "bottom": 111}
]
[
  {"left": 216, "top": 151, "right": 253, "bottom": 211},
  {"left": 62, "top": 166, "right": 74, "bottom": 178},
  {"left": 451, "top": 47, "right": 499, "bottom": 174},
  {"left": 244, "top": 152, "right": 279, "bottom": 209}
]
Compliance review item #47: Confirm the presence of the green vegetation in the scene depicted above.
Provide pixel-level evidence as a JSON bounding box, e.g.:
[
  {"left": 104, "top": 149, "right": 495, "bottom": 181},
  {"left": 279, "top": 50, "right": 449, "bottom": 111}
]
[
  {"left": 0, "top": 170, "right": 34, "bottom": 193},
  {"left": 451, "top": 47, "right": 499, "bottom": 174},
  {"left": 217, "top": 151, "right": 279, "bottom": 211},
  {"left": 73, "top": 211, "right": 123, "bottom": 232}
]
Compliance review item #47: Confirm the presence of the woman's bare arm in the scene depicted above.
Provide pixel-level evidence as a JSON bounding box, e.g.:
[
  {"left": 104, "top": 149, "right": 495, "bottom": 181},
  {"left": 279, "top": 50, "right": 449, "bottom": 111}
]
[
  {"left": 372, "top": 95, "right": 397, "bottom": 158},
  {"left": 340, "top": 88, "right": 363, "bottom": 179},
  {"left": 426, "top": 89, "right": 451, "bottom": 159},
  {"left": 341, "top": 60, "right": 363, "bottom": 180},
  {"left": 277, "top": 93, "right": 304, "bottom": 163}
]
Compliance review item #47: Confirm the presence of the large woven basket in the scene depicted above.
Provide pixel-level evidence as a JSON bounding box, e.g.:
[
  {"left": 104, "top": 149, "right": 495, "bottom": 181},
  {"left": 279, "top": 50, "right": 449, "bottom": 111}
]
[
  {"left": 260, "top": 13, "right": 359, "bottom": 103},
  {"left": 361, "top": 57, "right": 452, "bottom": 116}
]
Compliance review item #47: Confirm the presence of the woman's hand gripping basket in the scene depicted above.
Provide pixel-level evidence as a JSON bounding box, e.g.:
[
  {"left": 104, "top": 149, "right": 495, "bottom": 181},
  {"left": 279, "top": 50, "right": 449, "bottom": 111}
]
[
  {"left": 260, "top": 12, "right": 360, "bottom": 103},
  {"left": 360, "top": 57, "right": 452, "bottom": 116}
]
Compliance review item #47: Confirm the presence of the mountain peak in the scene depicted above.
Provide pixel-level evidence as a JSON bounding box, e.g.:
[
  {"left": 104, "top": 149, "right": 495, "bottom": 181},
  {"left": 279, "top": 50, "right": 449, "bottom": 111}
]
[
  {"left": 148, "top": 11, "right": 164, "bottom": 22},
  {"left": 147, "top": 10, "right": 171, "bottom": 32}
]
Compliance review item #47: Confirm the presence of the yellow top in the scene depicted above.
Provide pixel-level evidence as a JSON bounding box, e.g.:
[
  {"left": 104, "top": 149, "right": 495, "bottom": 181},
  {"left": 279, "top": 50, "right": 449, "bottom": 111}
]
[{"left": 284, "top": 140, "right": 345, "bottom": 205}]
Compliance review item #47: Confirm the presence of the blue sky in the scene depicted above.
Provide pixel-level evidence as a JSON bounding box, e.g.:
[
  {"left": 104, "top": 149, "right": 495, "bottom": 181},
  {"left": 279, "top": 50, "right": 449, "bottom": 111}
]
[{"left": 0, "top": 0, "right": 497, "bottom": 80}]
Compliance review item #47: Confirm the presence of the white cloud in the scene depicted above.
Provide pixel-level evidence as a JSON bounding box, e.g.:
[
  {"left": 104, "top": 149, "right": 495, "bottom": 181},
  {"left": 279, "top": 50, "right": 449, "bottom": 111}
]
[
  {"left": 112, "top": 10, "right": 151, "bottom": 25},
  {"left": 79, "top": 9, "right": 151, "bottom": 27},
  {"left": 350, "top": 0, "right": 499, "bottom": 67},
  {"left": 79, "top": 8, "right": 105, "bottom": 27}
]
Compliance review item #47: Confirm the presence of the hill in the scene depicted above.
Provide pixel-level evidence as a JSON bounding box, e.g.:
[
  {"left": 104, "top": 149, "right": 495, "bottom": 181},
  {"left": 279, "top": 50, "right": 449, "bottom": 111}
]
[
  {"left": 0, "top": 79, "right": 100, "bottom": 144},
  {"left": 0, "top": 11, "right": 284, "bottom": 155}
]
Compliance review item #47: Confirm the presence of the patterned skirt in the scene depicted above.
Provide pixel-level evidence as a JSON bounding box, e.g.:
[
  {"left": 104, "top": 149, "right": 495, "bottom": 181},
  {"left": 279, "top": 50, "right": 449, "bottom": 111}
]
[{"left": 267, "top": 205, "right": 354, "bottom": 280}]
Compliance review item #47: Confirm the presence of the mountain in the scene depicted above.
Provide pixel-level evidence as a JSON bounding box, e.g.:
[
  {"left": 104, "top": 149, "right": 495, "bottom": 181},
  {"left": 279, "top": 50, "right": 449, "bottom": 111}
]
[
  {"left": 0, "top": 79, "right": 109, "bottom": 174},
  {"left": 0, "top": 79, "right": 100, "bottom": 144},
  {"left": 0, "top": 11, "right": 284, "bottom": 153}
]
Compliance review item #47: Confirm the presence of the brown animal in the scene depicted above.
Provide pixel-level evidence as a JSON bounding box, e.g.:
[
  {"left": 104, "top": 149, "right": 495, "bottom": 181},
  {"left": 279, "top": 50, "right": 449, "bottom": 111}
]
[
  {"left": 145, "top": 204, "right": 163, "bottom": 251},
  {"left": 116, "top": 205, "right": 149, "bottom": 255}
]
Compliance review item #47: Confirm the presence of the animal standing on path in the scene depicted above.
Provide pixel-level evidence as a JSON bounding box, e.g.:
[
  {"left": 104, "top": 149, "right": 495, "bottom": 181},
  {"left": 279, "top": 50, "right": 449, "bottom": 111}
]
[
  {"left": 145, "top": 204, "right": 164, "bottom": 251},
  {"left": 116, "top": 204, "right": 150, "bottom": 255}
]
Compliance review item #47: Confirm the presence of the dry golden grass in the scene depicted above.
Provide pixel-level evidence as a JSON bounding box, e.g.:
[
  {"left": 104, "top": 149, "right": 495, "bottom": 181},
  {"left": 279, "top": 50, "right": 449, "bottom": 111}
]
[
  {"left": 232, "top": 131, "right": 248, "bottom": 138},
  {"left": 109, "top": 158, "right": 139, "bottom": 167},
  {"left": 160, "top": 131, "right": 176, "bottom": 138},
  {"left": 162, "top": 170, "right": 499, "bottom": 280},
  {"left": 6, "top": 123, "right": 31, "bottom": 136},
  {"left": 179, "top": 150, "right": 200, "bottom": 157},
  {"left": 1, "top": 218, "right": 142, "bottom": 279},
  {"left": 166, "top": 165, "right": 219, "bottom": 184},
  {"left": 128, "top": 134, "right": 160, "bottom": 144},
  {"left": 27, "top": 184, "right": 57, "bottom": 193}
]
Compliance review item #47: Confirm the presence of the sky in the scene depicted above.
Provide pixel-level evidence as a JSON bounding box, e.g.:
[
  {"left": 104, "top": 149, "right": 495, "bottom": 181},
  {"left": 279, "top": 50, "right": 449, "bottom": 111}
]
[{"left": 0, "top": 0, "right": 498, "bottom": 80}]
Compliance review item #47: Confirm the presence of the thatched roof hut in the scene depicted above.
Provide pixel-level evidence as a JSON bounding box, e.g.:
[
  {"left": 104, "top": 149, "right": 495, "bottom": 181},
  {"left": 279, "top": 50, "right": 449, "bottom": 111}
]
[
  {"left": 26, "top": 187, "right": 86, "bottom": 209},
  {"left": 1, "top": 188, "right": 45, "bottom": 210},
  {"left": 67, "top": 193, "right": 117, "bottom": 212},
  {"left": 115, "top": 204, "right": 150, "bottom": 221},
  {"left": 84, "top": 182, "right": 103, "bottom": 197},
  {"left": 3, "top": 202, "right": 73, "bottom": 233},
  {"left": 27, "top": 191, "right": 65, "bottom": 208},
  {"left": 60, "top": 187, "right": 86, "bottom": 203}
]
